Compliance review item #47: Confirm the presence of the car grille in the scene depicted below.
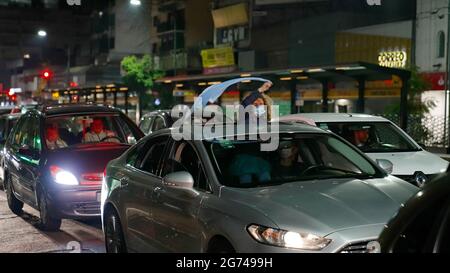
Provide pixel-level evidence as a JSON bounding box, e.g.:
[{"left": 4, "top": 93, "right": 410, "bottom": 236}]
[
  {"left": 74, "top": 202, "right": 101, "bottom": 216},
  {"left": 340, "top": 242, "right": 370, "bottom": 253},
  {"left": 396, "top": 173, "right": 442, "bottom": 187}
]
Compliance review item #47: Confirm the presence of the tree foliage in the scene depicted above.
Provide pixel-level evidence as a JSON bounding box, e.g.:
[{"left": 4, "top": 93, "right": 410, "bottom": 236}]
[{"left": 121, "top": 55, "right": 164, "bottom": 91}]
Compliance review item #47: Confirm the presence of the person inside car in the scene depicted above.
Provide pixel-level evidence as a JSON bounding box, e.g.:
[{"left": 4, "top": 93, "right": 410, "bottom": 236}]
[
  {"left": 274, "top": 141, "right": 304, "bottom": 179},
  {"left": 83, "top": 118, "right": 119, "bottom": 143},
  {"left": 353, "top": 128, "right": 370, "bottom": 148},
  {"left": 46, "top": 125, "right": 68, "bottom": 150}
]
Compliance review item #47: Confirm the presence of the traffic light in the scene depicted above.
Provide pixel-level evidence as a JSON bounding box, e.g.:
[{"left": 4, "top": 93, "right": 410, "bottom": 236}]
[{"left": 40, "top": 69, "right": 53, "bottom": 80}]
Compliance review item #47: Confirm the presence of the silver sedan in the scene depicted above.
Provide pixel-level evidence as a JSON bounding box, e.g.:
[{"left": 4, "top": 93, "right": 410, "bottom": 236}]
[{"left": 101, "top": 123, "right": 418, "bottom": 253}]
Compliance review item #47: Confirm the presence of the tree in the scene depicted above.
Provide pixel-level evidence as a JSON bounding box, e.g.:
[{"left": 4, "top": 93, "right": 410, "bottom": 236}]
[
  {"left": 384, "top": 66, "right": 436, "bottom": 144},
  {"left": 121, "top": 55, "right": 164, "bottom": 117}
]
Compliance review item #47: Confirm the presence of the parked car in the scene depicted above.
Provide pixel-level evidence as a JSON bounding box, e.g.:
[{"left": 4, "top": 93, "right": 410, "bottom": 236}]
[
  {"left": 279, "top": 113, "right": 449, "bottom": 187},
  {"left": 139, "top": 110, "right": 176, "bottom": 135},
  {"left": 0, "top": 113, "right": 21, "bottom": 188},
  {"left": 101, "top": 122, "right": 418, "bottom": 253},
  {"left": 3, "top": 104, "right": 144, "bottom": 231},
  {"left": 379, "top": 174, "right": 450, "bottom": 253}
]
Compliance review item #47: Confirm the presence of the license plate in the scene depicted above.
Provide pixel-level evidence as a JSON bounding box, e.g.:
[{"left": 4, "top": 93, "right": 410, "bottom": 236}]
[{"left": 96, "top": 191, "right": 101, "bottom": 202}]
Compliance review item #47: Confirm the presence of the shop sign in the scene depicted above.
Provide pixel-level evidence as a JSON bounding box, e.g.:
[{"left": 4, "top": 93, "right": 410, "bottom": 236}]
[{"left": 378, "top": 50, "right": 407, "bottom": 68}]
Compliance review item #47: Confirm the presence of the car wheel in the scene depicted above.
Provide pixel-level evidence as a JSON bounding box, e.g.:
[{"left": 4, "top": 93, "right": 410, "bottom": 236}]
[
  {"left": 209, "top": 239, "right": 236, "bottom": 254},
  {"left": 104, "top": 209, "right": 127, "bottom": 253},
  {"left": 38, "top": 191, "right": 61, "bottom": 231},
  {"left": 4, "top": 174, "right": 23, "bottom": 215}
]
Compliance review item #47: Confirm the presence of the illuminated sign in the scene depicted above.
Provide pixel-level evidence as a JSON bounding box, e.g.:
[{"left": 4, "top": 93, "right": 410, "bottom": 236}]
[{"left": 378, "top": 50, "right": 407, "bottom": 68}]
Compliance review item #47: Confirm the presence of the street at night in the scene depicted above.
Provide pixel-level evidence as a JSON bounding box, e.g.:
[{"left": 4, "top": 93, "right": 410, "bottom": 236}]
[
  {"left": 0, "top": 189, "right": 105, "bottom": 253},
  {"left": 1, "top": 0, "right": 450, "bottom": 261}
]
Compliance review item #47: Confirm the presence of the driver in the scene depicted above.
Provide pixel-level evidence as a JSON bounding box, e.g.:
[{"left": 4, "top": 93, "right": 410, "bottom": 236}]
[
  {"left": 274, "top": 141, "right": 303, "bottom": 179},
  {"left": 353, "top": 128, "right": 370, "bottom": 148},
  {"left": 83, "top": 119, "right": 119, "bottom": 143}
]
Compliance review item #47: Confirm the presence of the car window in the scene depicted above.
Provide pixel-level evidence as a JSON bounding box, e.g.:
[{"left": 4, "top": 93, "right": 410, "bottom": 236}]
[
  {"left": 0, "top": 118, "right": 6, "bottom": 140},
  {"left": 16, "top": 117, "right": 33, "bottom": 148},
  {"left": 29, "top": 116, "right": 42, "bottom": 152},
  {"left": 163, "top": 141, "right": 211, "bottom": 192},
  {"left": 318, "top": 122, "right": 419, "bottom": 153},
  {"left": 152, "top": 116, "right": 166, "bottom": 132},
  {"left": 135, "top": 135, "right": 170, "bottom": 177},
  {"left": 140, "top": 117, "right": 152, "bottom": 134},
  {"left": 205, "top": 133, "right": 380, "bottom": 188},
  {"left": 44, "top": 114, "right": 138, "bottom": 150}
]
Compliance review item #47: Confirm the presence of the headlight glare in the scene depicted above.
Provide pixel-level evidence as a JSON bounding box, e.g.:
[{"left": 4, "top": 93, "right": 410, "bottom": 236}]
[
  {"left": 247, "top": 224, "right": 331, "bottom": 250},
  {"left": 50, "top": 165, "right": 79, "bottom": 186}
]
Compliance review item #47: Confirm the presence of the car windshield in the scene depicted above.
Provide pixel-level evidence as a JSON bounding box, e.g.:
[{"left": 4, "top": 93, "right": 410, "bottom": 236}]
[
  {"left": 316, "top": 122, "right": 420, "bottom": 153},
  {"left": 44, "top": 114, "right": 137, "bottom": 150},
  {"left": 204, "top": 133, "right": 381, "bottom": 188}
]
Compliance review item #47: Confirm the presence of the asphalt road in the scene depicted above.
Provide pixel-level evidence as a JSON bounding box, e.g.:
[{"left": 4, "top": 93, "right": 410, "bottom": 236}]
[{"left": 0, "top": 189, "right": 105, "bottom": 253}]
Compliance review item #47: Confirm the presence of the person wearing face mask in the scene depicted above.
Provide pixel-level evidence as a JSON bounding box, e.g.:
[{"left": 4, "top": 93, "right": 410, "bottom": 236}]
[
  {"left": 46, "top": 125, "right": 68, "bottom": 150},
  {"left": 240, "top": 81, "right": 273, "bottom": 125},
  {"left": 274, "top": 141, "right": 302, "bottom": 180},
  {"left": 83, "top": 119, "right": 119, "bottom": 143}
]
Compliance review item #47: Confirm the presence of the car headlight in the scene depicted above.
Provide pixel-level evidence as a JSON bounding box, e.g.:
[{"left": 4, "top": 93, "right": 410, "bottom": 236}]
[
  {"left": 50, "top": 165, "right": 79, "bottom": 186},
  {"left": 247, "top": 224, "right": 331, "bottom": 250}
]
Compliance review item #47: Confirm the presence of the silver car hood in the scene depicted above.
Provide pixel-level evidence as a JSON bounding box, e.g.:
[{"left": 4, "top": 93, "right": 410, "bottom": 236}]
[{"left": 221, "top": 176, "right": 418, "bottom": 237}]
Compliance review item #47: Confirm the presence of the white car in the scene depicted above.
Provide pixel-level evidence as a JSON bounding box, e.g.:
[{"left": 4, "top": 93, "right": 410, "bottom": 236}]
[{"left": 278, "top": 113, "right": 449, "bottom": 187}]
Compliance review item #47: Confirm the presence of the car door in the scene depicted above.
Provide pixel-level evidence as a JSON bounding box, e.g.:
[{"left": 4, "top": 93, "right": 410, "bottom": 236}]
[
  {"left": 6, "top": 116, "right": 32, "bottom": 204},
  {"left": 119, "top": 134, "right": 170, "bottom": 252},
  {"left": 18, "top": 115, "right": 42, "bottom": 207},
  {"left": 152, "top": 140, "right": 209, "bottom": 253}
]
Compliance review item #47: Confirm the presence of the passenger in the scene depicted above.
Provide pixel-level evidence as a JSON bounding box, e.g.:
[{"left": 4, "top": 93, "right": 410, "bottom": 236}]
[
  {"left": 240, "top": 81, "right": 274, "bottom": 125},
  {"left": 229, "top": 154, "right": 271, "bottom": 185},
  {"left": 46, "top": 126, "right": 68, "bottom": 150},
  {"left": 83, "top": 119, "right": 118, "bottom": 143}
]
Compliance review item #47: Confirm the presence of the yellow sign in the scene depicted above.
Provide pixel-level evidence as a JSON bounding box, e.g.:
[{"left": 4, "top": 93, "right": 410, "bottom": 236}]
[
  {"left": 201, "top": 47, "right": 235, "bottom": 68},
  {"left": 378, "top": 50, "right": 407, "bottom": 68},
  {"left": 335, "top": 32, "right": 411, "bottom": 66},
  {"left": 212, "top": 3, "right": 248, "bottom": 28}
]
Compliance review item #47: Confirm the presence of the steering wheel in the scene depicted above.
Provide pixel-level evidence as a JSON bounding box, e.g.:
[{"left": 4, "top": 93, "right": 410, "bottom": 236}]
[
  {"left": 100, "top": 136, "right": 122, "bottom": 143},
  {"left": 300, "top": 165, "right": 323, "bottom": 176}
]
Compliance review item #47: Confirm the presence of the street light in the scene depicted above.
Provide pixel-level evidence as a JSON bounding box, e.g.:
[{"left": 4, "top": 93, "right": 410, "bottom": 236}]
[
  {"left": 37, "top": 30, "right": 47, "bottom": 37},
  {"left": 130, "top": 0, "right": 141, "bottom": 6}
]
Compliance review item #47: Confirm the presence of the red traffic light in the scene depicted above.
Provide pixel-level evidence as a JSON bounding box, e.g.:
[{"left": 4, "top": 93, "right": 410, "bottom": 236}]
[{"left": 41, "top": 69, "right": 53, "bottom": 80}]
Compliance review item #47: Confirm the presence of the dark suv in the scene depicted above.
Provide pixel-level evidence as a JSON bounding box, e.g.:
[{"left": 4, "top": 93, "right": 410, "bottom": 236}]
[{"left": 3, "top": 104, "right": 144, "bottom": 231}]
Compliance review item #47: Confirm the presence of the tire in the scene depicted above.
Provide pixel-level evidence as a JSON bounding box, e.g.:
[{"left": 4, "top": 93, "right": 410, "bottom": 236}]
[
  {"left": 4, "top": 174, "right": 23, "bottom": 215},
  {"left": 38, "top": 191, "right": 61, "bottom": 231},
  {"left": 104, "top": 209, "right": 127, "bottom": 253},
  {"left": 208, "top": 239, "right": 236, "bottom": 254}
]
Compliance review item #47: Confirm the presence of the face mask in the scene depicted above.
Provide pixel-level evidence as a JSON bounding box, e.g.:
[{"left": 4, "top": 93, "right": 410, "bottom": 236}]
[
  {"left": 254, "top": 106, "right": 266, "bottom": 117},
  {"left": 280, "top": 148, "right": 293, "bottom": 159}
]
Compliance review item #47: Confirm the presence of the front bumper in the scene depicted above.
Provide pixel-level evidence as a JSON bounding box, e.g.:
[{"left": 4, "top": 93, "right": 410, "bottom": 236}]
[{"left": 46, "top": 186, "right": 102, "bottom": 219}]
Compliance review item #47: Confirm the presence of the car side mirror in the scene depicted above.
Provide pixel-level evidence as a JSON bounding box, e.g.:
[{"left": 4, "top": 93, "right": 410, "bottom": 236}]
[
  {"left": 163, "top": 171, "right": 194, "bottom": 189},
  {"left": 162, "top": 171, "right": 198, "bottom": 197},
  {"left": 377, "top": 159, "right": 393, "bottom": 174},
  {"left": 19, "top": 145, "right": 40, "bottom": 160}
]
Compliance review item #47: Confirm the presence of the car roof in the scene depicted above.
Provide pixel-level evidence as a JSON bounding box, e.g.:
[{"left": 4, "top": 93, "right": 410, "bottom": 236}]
[
  {"left": 142, "top": 110, "right": 172, "bottom": 117},
  {"left": 35, "top": 104, "right": 121, "bottom": 117},
  {"left": 152, "top": 122, "right": 328, "bottom": 141},
  {"left": 286, "top": 113, "right": 390, "bottom": 123}
]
